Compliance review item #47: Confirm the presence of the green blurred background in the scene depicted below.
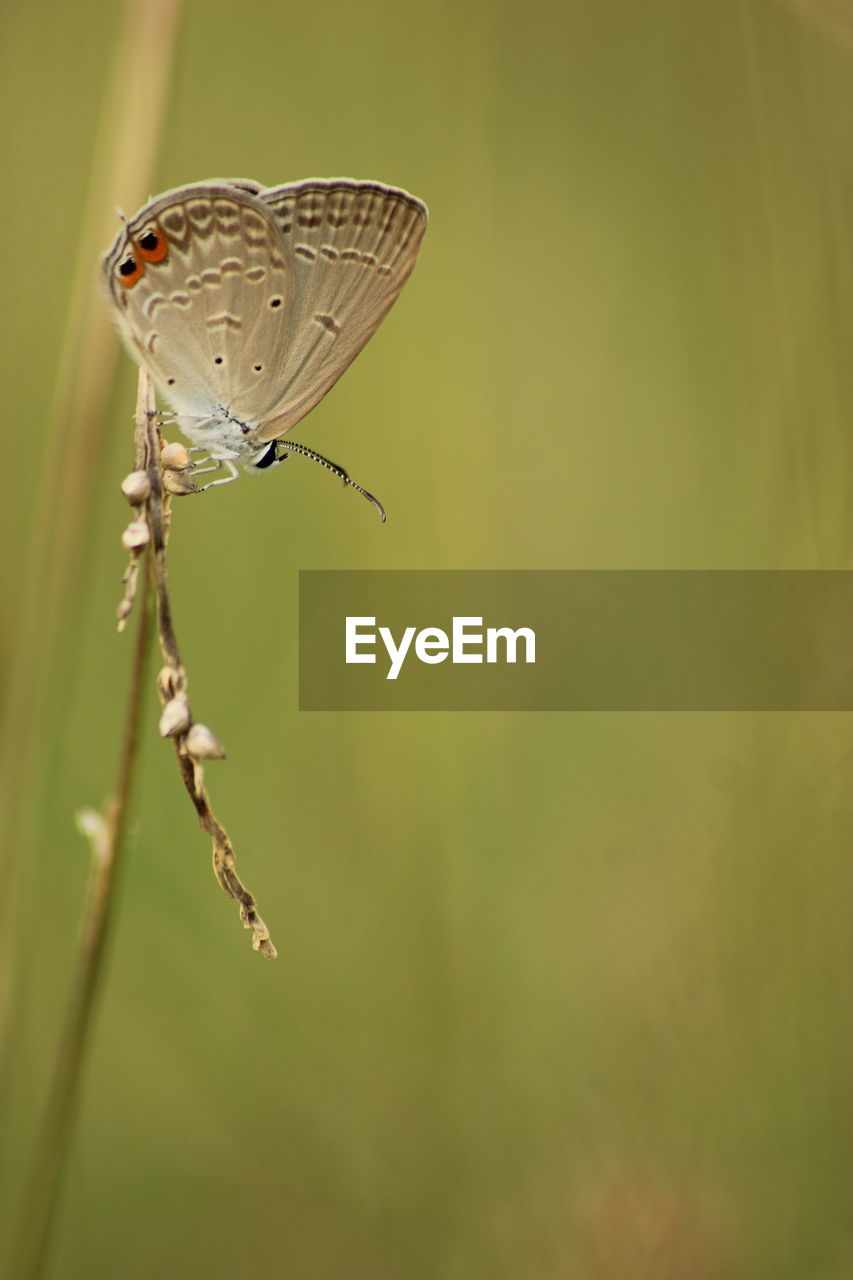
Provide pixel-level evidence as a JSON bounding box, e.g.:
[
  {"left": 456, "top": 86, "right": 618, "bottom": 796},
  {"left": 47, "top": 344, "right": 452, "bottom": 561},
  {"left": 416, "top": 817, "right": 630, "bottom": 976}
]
[{"left": 1, "top": 0, "right": 852, "bottom": 1276}]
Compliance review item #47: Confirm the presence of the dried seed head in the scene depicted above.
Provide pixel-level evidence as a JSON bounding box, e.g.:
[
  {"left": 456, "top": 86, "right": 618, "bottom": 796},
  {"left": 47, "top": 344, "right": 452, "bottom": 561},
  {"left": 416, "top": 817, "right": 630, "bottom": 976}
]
[
  {"left": 157, "top": 665, "right": 181, "bottom": 700},
  {"left": 161, "top": 441, "right": 192, "bottom": 471},
  {"left": 121, "top": 470, "right": 151, "bottom": 504},
  {"left": 159, "top": 696, "right": 191, "bottom": 738},
  {"left": 76, "top": 807, "right": 107, "bottom": 842},
  {"left": 121, "top": 519, "right": 150, "bottom": 551},
  {"left": 185, "top": 723, "right": 226, "bottom": 760},
  {"left": 163, "top": 469, "right": 198, "bottom": 497}
]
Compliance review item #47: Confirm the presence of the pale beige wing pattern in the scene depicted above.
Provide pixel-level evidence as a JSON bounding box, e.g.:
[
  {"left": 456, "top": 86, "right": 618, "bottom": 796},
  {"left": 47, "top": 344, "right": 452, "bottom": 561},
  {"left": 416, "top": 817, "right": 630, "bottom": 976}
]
[
  {"left": 101, "top": 183, "right": 292, "bottom": 424},
  {"left": 250, "top": 179, "right": 428, "bottom": 442}
]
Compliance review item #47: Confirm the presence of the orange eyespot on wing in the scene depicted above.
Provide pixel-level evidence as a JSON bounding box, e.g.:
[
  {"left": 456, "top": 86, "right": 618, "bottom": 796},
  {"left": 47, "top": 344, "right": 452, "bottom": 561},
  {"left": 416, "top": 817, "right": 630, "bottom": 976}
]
[
  {"left": 135, "top": 224, "right": 168, "bottom": 264},
  {"left": 116, "top": 252, "right": 145, "bottom": 288}
]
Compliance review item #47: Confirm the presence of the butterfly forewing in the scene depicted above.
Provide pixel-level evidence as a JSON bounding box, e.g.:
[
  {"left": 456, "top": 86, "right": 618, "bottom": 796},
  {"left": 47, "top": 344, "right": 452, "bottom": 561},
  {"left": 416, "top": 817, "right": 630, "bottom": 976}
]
[{"left": 251, "top": 180, "right": 428, "bottom": 441}]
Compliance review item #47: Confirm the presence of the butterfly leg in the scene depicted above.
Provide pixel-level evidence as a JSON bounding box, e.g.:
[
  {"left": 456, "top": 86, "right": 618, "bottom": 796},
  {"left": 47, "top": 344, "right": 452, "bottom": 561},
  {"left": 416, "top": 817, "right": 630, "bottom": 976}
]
[
  {"left": 187, "top": 455, "right": 240, "bottom": 489},
  {"left": 185, "top": 446, "right": 219, "bottom": 474}
]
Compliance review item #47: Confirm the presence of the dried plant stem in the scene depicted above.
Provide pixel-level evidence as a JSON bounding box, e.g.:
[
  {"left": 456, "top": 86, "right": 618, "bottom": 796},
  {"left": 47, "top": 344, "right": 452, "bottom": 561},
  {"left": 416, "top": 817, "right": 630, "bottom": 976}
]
[
  {"left": 9, "top": 364, "right": 276, "bottom": 1276},
  {"left": 135, "top": 372, "right": 277, "bottom": 958},
  {"left": 7, "top": 540, "right": 154, "bottom": 1280}
]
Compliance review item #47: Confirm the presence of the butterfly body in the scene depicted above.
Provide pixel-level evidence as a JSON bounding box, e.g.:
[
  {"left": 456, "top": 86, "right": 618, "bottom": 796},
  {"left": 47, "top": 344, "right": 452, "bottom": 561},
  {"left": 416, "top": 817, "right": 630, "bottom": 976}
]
[{"left": 102, "top": 178, "right": 427, "bottom": 473}]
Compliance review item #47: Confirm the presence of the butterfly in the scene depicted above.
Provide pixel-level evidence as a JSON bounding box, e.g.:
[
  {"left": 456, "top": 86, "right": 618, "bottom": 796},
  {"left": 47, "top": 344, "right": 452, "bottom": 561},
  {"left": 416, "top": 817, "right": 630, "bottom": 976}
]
[{"left": 102, "top": 178, "right": 428, "bottom": 517}]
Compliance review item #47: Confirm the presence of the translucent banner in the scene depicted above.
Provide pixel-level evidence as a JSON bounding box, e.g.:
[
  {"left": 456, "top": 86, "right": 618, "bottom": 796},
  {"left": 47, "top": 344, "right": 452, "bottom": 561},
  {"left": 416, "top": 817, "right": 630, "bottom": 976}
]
[{"left": 298, "top": 571, "right": 853, "bottom": 711}]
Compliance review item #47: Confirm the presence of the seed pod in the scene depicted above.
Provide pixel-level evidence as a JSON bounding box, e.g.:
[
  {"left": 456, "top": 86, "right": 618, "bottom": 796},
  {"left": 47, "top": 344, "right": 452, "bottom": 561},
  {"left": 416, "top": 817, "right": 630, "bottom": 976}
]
[
  {"left": 185, "top": 723, "right": 226, "bottom": 760},
  {"left": 121, "top": 470, "right": 151, "bottom": 504},
  {"left": 163, "top": 469, "right": 198, "bottom": 496},
  {"left": 156, "top": 665, "right": 181, "bottom": 700},
  {"left": 159, "top": 696, "right": 191, "bottom": 738},
  {"left": 122, "top": 520, "right": 150, "bottom": 551},
  {"left": 161, "top": 441, "right": 192, "bottom": 471}
]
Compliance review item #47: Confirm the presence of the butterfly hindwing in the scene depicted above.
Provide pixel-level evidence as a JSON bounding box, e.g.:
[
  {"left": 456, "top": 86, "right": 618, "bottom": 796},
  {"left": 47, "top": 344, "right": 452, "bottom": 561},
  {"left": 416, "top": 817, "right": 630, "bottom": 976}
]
[{"left": 103, "top": 183, "right": 292, "bottom": 425}]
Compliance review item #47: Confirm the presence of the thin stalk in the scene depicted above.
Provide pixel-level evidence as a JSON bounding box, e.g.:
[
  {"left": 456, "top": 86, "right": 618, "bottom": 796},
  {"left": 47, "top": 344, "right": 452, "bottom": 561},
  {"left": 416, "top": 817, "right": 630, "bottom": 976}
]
[
  {"left": 6, "top": 563, "right": 154, "bottom": 1280},
  {"left": 0, "top": 0, "right": 185, "bottom": 1122}
]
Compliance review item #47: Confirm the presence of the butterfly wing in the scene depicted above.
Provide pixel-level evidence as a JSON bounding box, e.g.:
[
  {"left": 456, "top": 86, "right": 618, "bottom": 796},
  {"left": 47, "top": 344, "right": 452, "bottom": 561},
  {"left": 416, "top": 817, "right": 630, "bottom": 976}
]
[
  {"left": 102, "top": 181, "right": 293, "bottom": 428},
  {"left": 248, "top": 179, "right": 428, "bottom": 442},
  {"left": 102, "top": 177, "right": 428, "bottom": 444}
]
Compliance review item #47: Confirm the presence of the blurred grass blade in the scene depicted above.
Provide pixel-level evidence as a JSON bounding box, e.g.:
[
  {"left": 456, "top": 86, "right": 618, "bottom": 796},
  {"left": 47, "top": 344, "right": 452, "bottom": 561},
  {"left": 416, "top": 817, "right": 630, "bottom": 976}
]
[{"left": 0, "top": 0, "right": 185, "bottom": 1249}]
